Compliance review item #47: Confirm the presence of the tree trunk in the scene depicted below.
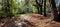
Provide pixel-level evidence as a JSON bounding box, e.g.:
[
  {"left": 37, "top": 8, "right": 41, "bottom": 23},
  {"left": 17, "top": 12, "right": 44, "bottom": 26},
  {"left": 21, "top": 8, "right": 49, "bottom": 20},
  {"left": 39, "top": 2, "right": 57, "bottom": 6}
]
[
  {"left": 58, "top": 4, "right": 60, "bottom": 14},
  {"left": 39, "top": 5, "right": 42, "bottom": 15},
  {"left": 58, "top": 3, "right": 60, "bottom": 21},
  {"left": 37, "top": 6, "right": 40, "bottom": 14},
  {"left": 44, "top": 0, "right": 46, "bottom": 16},
  {"left": 35, "top": 0, "right": 40, "bottom": 14},
  {"left": 39, "top": 0, "right": 43, "bottom": 15},
  {"left": 35, "top": 0, "right": 43, "bottom": 15},
  {"left": 50, "top": 0, "right": 58, "bottom": 22}
]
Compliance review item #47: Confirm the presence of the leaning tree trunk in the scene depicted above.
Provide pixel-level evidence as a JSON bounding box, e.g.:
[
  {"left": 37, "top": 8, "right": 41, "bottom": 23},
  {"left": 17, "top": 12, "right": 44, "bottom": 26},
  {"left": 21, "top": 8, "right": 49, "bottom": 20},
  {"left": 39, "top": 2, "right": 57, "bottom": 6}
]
[
  {"left": 44, "top": 0, "right": 46, "bottom": 16},
  {"left": 50, "top": 0, "right": 59, "bottom": 22}
]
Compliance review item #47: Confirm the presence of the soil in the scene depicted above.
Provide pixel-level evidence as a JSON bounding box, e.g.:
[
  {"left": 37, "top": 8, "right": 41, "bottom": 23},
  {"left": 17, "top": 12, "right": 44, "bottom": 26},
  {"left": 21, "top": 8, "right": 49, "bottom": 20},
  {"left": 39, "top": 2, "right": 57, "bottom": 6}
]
[{"left": 0, "top": 14, "right": 60, "bottom": 27}]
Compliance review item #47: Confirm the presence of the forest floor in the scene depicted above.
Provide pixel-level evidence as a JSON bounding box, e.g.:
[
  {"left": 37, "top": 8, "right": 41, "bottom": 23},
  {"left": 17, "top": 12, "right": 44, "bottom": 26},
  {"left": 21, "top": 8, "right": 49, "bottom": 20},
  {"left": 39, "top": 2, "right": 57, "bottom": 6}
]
[{"left": 0, "top": 14, "right": 60, "bottom": 27}]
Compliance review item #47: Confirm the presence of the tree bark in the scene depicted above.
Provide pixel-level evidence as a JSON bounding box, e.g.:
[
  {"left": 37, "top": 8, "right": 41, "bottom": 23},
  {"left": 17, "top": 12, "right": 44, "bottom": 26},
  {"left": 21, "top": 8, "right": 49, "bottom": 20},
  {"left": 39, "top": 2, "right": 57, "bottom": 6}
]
[
  {"left": 58, "top": 4, "right": 60, "bottom": 14},
  {"left": 58, "top": 3, "right": 60, "bottom": 21},
  {"left": 39, "top": 5, "right": 42, "bottom": 15},
  {"left": 35, "top": 0, "right": 43, "bottom": 15},
  {"left": 39, "top": 0, "right": 43, "bottom": 15},
  {"left": 35, "top": 0, "right": 40, "bottom": 14},
  {"left": 44, "top": 0, "right": 46, "bottom": 16},
  {"left": 50, "top": 0, "right": 58, "bottom": 22}
]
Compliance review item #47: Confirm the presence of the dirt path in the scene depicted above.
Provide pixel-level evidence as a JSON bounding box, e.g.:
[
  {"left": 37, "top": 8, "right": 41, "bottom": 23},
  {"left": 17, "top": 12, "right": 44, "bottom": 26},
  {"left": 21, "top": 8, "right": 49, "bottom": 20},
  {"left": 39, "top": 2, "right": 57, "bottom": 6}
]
[{"left": 0, "top": 14, "right": 60, "bottom": 27}]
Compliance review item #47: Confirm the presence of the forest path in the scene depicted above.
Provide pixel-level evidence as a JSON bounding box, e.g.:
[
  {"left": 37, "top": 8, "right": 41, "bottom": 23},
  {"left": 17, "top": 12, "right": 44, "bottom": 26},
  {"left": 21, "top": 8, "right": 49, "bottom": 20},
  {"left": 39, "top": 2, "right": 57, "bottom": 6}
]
[{"left": 0, "top": 14, "right": 60, "bottom": 27}]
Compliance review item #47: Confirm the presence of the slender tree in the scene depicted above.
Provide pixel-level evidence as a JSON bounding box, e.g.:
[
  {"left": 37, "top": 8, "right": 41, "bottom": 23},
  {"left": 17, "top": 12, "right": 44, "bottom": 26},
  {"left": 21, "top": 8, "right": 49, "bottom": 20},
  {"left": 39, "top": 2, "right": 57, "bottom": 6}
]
[
  {"left": 39, "top": 0, "right": 43, "bottom": 15},
  {"left": 35, "top": 0, "right": 40, "bottom": 14},
  {"left": 44, "top": 0, "right": 46, "bottom": 16},
  {"left": 35, "top": 0, "right": 43, "bottom": 15}
]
